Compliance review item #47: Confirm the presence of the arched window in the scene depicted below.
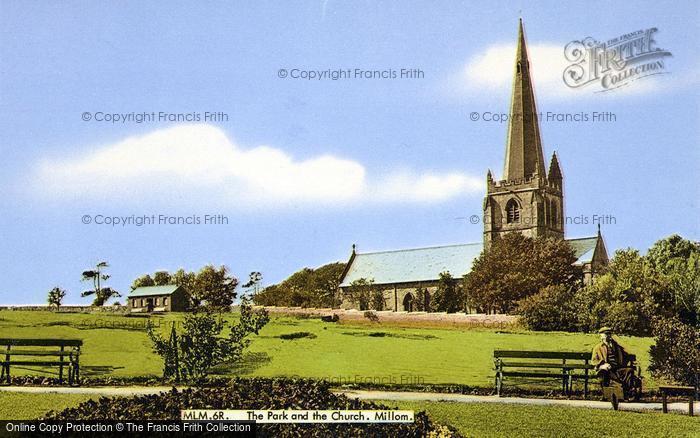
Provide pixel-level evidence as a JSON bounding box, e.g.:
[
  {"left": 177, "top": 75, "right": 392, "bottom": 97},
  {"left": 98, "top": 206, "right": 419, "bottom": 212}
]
[
  {"left": 550, "top": 200, "right": 558, "bottom": 227},
  {"left": 403, "top": 293, "right": 414, "bottom": 312},
  {"left": 506, "top": 199, "right": 520, "bottom": 223},
  {"left": 517, "top": 62, "right": 521, "bottom": 74}
]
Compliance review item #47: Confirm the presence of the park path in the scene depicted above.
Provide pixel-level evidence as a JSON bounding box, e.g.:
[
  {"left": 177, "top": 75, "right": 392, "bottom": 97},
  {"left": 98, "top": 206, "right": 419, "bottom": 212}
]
[
  {"left": 0, "top": 386, "right": 696, "bottom": 416},
  {"left": 337, "top": 389, "right": 698, "bottom": 416}
]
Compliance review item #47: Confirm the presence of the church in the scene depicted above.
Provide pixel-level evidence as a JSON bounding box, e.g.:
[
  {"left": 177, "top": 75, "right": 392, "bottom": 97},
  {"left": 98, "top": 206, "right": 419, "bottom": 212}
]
[{"left": 339, "top": 20, "right": 609, "bottom": 312}]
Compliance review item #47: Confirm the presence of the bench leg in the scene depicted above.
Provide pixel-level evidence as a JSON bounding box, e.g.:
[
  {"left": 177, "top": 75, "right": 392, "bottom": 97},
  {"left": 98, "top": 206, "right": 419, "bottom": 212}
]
[
  {"left": 662, "top": 392, "right": 668, "bottom": 413},
  {"left": 690, "top": 396, "right": 694, "bottom": 417}
]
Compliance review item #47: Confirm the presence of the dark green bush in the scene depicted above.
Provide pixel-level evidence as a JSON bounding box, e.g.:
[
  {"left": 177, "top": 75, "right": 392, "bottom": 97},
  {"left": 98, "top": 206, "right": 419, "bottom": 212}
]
[
  {"left": 44, "top": 378, "right": 457, "bottom": 437},
  {"left": 516, "top": 285, "right": 579, "bottom": 331},
  {"left": 649, "top": 317, "right": 700, "bottom": 387}
]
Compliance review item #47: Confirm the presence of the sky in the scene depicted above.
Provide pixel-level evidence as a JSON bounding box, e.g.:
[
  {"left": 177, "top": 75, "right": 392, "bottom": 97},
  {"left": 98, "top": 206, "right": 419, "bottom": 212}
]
[{"left": 1, "top": 1, "right": 698, "bottom": 304}]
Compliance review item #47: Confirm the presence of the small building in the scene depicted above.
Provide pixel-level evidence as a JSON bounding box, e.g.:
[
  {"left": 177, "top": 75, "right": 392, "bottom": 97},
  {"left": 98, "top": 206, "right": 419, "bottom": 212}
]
[{"left": 127, "top": 285, "right": 189, "bottom": 312}]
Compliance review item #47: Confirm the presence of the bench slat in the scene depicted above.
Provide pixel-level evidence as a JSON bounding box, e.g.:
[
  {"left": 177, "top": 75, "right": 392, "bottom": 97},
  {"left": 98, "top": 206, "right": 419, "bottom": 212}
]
[
  {"left": 0, "top": 361, "right": 75, "bottom": 366},
  {"left": 501, "top": 371, "right": 569, "bottom": 379},
  {"left": 494, "top": 350, "right": 590, "bottom": 360},
  {"left": 500, "top": 362, "right": 593, "bottom": 369},
  {"left": 3, "top": 350, "right": 73, "bottom": 356},
  {"left": 0, "top": 339, "right": 82, "bottom": 347}
]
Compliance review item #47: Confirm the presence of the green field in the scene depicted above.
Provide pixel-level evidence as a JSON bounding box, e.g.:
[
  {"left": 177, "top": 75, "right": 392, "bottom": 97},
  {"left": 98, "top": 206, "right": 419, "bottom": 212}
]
[
  {"left": 0, "top": 310, "right": 657, "bottom": 388},
  {"left": 380, "top": 400, "right": 700, "bottom": 438}
]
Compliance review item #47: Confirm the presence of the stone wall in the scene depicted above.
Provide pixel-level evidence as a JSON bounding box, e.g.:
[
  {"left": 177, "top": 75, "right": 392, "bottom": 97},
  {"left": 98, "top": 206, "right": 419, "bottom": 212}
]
[
  {"left": 255, "top": 305, "right": 518, "bottom": 328},
  {"left": 0, "top": 305, "right": 127, "bottom": 313}
]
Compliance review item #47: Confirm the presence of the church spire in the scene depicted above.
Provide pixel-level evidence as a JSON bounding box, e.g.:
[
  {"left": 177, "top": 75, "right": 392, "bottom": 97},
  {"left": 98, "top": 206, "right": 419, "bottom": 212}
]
[{"left": 503, "top": 19, "right": 546, "bottom": 182}]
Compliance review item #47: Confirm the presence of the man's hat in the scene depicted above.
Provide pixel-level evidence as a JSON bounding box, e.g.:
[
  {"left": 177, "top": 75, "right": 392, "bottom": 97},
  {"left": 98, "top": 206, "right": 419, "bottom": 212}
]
[{"left": 598, "top": 327, "right": 613, "bottom": 333}]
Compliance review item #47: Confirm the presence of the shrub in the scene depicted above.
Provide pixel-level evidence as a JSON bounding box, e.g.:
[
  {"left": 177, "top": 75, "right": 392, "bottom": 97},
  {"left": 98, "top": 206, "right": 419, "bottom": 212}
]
[
  {"left": 516, "top": 285, "right": 578, "bottom": 331},
  {"left": 147, "top": 298, "right": 268, "bottom": 383},
  {"left": 363, "top": 310, "right": 380, "bottom": 323},
  {"left": 649, "top": 317, "right": 700, "bottom": 387},
  {"left": 278, "top": 332, "right": 316, "bottom": 340},
  {"left": 44, "top": 378, "right": 457, "bottom": 437}
]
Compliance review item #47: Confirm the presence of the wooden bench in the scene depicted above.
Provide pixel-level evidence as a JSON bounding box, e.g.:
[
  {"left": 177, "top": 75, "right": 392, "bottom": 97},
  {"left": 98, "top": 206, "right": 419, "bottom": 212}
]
[
  {"left": 493, "top": 350, "right": 639, "bottom": 397},
  {"left": 659, "top": 386, "right": 696, "bottom": 416},
  {"left": 0, "top": 338, "right": 82, "bottom": 385}
]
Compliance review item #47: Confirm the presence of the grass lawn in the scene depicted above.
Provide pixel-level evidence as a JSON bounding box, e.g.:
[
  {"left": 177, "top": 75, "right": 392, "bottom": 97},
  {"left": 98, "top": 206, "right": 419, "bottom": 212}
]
[
  {"left": 0, "top": 392, "right": 96, "bottom": 419},
  {"left": 380, "top": 400, "right": 700, "bottom": 438},
  {"left": 0, "top": 310, "right": 657, "bottom": 389}
]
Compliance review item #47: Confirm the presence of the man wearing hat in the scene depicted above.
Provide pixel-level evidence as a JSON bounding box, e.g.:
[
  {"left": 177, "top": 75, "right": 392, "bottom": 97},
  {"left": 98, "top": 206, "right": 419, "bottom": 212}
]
[{"left": 591, "top": 327, "right": 637, "bottom": 394}]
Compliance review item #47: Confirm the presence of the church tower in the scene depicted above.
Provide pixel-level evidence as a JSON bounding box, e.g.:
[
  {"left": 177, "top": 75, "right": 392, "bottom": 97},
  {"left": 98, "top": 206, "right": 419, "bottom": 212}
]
[{"left": 483, "top": 19, "right": 564, "bottom": 248}]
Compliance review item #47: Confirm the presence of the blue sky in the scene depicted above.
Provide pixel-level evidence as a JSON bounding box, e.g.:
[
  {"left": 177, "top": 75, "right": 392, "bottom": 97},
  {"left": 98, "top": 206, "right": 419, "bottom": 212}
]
[{"left": 1, "top": 1, "right": 698, "bottom": 304}]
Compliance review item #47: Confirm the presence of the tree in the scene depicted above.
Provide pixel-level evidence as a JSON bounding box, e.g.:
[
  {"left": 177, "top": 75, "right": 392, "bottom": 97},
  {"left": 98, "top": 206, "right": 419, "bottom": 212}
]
[
  {"left": 432, "top": 272, "right": 461, "bottom": 313},
  {"left": 371, "top": 289, "right": 386, "bottom": 311},
  {"left": 80, "top": 261, "right": 120, "bottom": 306},
  {"left": 132, "top": 274, "right": 155, "bottom": 289},
  {"left": 414, "top": 288, "right": 427, "bottom": 312},
  {"left": 312, "top": 263, "right": 346, "bottom": 308},
  {"left": 147, "top": 298, "right": 269, "bottom": 383},
  {"left": 252, "top": 262, "right": 346, "bottom": 308},
  {"left": 344, "top": 278, "right": 375, "bottom": 311},
  {"left": 153, "top": 271, "right": 172, "bottom": 286},
  {"left": 649, "top": 316, "right": 700, "bottom": 386},
  {"left": 47, "top": 286, "right": 67, "bottom": 311},
  {"left": 464, "top": 234, "right": 579, "bottom": 314},
  {"left": 242, "top": 271, "right": 263, "bottom": 297},
  {"left": 192, "top": 265, "right": 238, "bottom": 311},
  {"left": 646, "top": 235, "right": 700, "bottom": 325},
  {"left": 517, "top": 285, "right": 579, "bottom": 331}
]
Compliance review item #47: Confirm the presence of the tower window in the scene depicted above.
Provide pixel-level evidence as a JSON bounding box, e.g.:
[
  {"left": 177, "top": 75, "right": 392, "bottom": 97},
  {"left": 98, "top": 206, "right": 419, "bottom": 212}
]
[
  {"left": 517, "top": 62, "right": 521, "bottom": 74},
  {"left": 506, "top": 199, "right": 520, "bottom": 223},
  {"left": 550, "top": 200, "right": 558, "bottom": 227}
]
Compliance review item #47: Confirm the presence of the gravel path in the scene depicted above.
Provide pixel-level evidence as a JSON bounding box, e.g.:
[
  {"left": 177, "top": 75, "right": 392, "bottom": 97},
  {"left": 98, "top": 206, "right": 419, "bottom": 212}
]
[{"left": 338, "top": 389, "right": 699, "bottom": 416}]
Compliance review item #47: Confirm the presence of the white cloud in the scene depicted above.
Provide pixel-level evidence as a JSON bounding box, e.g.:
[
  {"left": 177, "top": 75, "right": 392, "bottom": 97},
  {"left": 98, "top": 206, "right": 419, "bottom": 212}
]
[
  {"left": 33, "top": 124, "right": 483, "bottom": 208},
  {"left": 451, "top": 42, "right": 670, "bottom": 100}
]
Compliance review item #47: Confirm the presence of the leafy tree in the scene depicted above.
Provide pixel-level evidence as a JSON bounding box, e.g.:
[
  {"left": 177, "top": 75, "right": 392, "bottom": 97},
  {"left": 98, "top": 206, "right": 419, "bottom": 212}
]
[
  {"left": 242, "top": 271, "right": 263, "bottom": 296},
  {"left": 312, "top": 263, "right": 345, "bottom": 307},
  {"left": 646, "top": 235, "right": 700, "bottom": 325},
  {"left": 344, "top": 278, "right": 375, "bottom": 311},
  {"left": 414, "top": 288, "right": 427, "bottom": 312},
  {"left": 517, "top": 285, "right": 579, "bottom": 331},
  {"left": 132, "top": 274, "right": 155, "bottom": 289},
  {"left": 147, "top": 298, "right": 268, "bottom": 383},
  {"left": 432, "top": 272, "right": 461, "bottom": 313},
  {"left": 192, "top": 265, "right": 238, "bottom": 311},
  {"left": 47, "top": 286, "right": 67, "bottom": 311},
  {"left": 464, "top": 234, "right": 579, "bottom": 313},
  {"left": 371, "top": 290, "right": 386, "bottom": 311},
  {"left": 80, "top": 261, "right": 120, "bottom": 306},
  {"left": 649, "top": 316, "right": 700, "bottom": 386},
  {"left": 253, "top": 262, "right": 346, "bottom": 308},
  {"left": 575, "top": 249, "right": 662, "bottom": 335},
  {"left": 153, "top": 271, "right": 172, "bottom": 286},
  {"left": 171, "top": 268, "right": 196, "bottom": 289},
  {"left": 646, "top": 234, "right": 699, "bottom": 270}
]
